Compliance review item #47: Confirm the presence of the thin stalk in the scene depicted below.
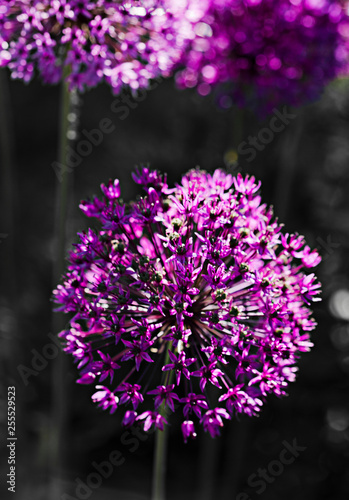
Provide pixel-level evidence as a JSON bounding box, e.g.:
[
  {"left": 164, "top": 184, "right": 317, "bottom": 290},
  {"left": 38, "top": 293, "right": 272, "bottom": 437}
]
[
  {"left": 232, "top": 105, "right": 245, "bottom": 151},
  {"left": 0, "top": 69, "right": 17, "bottom": 291},
  {"left": 225, "top": 105, "right": 246, "bottom": 173},
  {"left": 151, "top": 347, "right": 173, "bottom": 500},
  {"left": 0, "top": 67, "right": 22, "bottom": 485},
  {"left": 197, "top": 385, "right": 221, "bottom": 500},
  {"left": 152, "top": 416, "right": 169, "bottom": 500},
  {"left": 273, "top": 107, "right": 302, "bottom": 223},
  {"left": 54, "top": 77, "right": 71, "bottom": 281},
  {"left": 220, "top": 418, "right": 249, "bottom": 500},
  {"left": 49, "top": 77, "right": 75, "bottom": 500}
]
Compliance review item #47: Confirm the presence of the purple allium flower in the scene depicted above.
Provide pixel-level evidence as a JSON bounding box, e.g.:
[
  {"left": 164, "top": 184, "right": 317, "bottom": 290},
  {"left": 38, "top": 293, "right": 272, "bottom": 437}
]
[
  {"left": 176, "top": 0, "right": 349, "bottom": 115},
  {"left": 0, "top": 0, "right": 207, "bottom": 91},
  {"left": 53, "top": 167, "right": 321, "bottom": 440}
]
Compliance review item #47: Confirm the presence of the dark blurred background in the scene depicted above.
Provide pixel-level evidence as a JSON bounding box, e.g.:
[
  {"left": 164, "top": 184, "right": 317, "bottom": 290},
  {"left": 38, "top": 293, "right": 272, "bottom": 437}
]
[{"left": 1, "top": 71, "right": 349, "bottom": 500}]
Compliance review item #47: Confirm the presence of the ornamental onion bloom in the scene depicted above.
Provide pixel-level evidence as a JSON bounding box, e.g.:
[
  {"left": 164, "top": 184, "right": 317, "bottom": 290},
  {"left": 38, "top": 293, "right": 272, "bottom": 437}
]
[
  {"left": 53, "top": 167, "right": 321, "bottom": 440},
  {"left": 176, "top": 0, "right": 349, "bottom": 114},
  {"left": 0, "top": 0, "right": 207, "bottom": 91}
]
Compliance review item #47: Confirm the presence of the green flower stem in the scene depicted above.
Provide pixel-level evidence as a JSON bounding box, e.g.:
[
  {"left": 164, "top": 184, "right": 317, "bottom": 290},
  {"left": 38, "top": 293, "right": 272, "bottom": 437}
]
[
  {"left": 54, "top": 77, "right": 71, "bottom": 281},
  {"left": 273, "top": 107, "right": 302, "bottom": 222},
  {"left": 219, "top": 419, "right": 249, "bottom": 500},
  {"left": 49, "top": 76, "right": 74, "bottom": 499},
  {"left": 152, "top": 414, "right": 169, "bottom": 500},
  {"left": 151, "top": 346, "right": 174, "bottom": 500},
  {"left": 225, "top": 105, "right": 247, "bottom": 171},
  {"left": 197, "top": 385, "right": 221, "bottom": 500},
  {"left": 232, "top": 105, "right": 245, "bottom": 151},
  {"left": 0, "top": 70, "right": 16, "bottom": 297}
]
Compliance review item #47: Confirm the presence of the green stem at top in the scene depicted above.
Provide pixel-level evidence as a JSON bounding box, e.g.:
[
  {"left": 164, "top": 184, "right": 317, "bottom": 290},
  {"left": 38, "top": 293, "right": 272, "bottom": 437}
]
[
  {"left": 49, "top": 74, "right": 76, "bottom": 500},
  {"left": 0, "top": 70, "right": 17, "bottom": 303},
  {"left": 225, "top": 105, "right": 246, "bottom": 172},
  {"left": 54, "top": 76, "right": 72, "bottom": 282}
]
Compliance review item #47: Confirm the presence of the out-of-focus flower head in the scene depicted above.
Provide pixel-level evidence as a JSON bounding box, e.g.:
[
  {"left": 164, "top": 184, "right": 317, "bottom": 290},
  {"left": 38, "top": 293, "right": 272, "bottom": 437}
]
[
  {"left": 0, "top": 0, "right": 207, "bottom": 91},
  {"left": 176, "top": 0, "right": 349, "bottom": 115},
  {"left": 53, "top": 166, "right": 321, "bottom": 440}
]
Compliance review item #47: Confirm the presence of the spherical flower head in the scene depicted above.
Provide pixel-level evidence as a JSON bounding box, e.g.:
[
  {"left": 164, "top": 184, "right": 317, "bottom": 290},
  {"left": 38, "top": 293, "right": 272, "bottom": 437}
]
[
  {"left": 176, "top": 0, "right": 349, "bottom": 115},
  {"left": 53, "top": 166, "right": 321, "bottom": 440},
  {"left": 0, "top": 0, "right": 208, "bottom": 91}
]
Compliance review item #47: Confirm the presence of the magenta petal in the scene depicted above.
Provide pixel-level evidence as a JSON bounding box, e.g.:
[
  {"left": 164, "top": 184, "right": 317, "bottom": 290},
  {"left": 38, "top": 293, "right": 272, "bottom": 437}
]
[{"left": 77, "top": 372, "right": 96, "bottom": 384}]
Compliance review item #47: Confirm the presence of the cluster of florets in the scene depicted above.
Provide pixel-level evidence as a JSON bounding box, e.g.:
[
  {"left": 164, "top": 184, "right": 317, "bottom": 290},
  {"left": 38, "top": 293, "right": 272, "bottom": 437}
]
[
  {"left": 53, "top": 167, "right": 321, "bottom": 440},
  {"left": 176, "top": 0, "right": 349, "bottom": 114},
  {"left": 0, "top": 0, "right": 207, "bottom": 91},
  {"left": 1, "top": 1, "right": 348, "bottom": 111}
]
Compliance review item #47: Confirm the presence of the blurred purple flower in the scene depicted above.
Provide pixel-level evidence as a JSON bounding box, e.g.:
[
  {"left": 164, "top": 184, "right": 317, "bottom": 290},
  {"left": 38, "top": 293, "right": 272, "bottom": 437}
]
[
  {"left": 53, "top": 167, "right": 321, "bottom": 439},
  {"left": 176, "top": 0, "right": 349, "bottom": 114},
  {"left": 0, "top": 0, "right": 207, "bottom": 92}
]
